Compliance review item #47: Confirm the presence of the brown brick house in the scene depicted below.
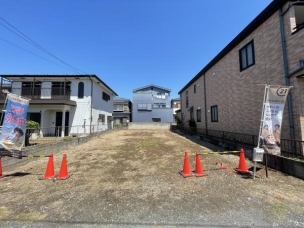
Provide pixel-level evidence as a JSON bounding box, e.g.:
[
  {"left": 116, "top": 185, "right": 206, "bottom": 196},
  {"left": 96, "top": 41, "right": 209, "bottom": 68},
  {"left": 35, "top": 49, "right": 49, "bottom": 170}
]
[{"left": 178, "top": 0, "right": 304, "bottom": 143}]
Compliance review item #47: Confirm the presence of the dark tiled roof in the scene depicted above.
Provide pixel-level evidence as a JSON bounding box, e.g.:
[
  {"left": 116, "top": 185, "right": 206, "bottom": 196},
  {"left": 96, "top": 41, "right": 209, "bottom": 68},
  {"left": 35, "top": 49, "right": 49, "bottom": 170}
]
[
  {"left": 113, "top": 96, "right": 131, "bottom": 101},
  {"left": 133, "top": 84, "right": 171, "bottom": 92},
  {"left": 0, "top": 74, "right": 118, "bottom": 96}
]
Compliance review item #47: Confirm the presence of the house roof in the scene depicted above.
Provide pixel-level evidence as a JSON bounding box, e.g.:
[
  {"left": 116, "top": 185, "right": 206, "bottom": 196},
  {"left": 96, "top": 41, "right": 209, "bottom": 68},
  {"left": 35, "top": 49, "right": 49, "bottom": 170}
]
[
  {"left": 113, "top": 96, "right": 131, "bottom": 102},
  {"left": 178, "top": 0, "right": 289, "bottom": 94},
  {"left": 171, "top": 98, "right": 180, "bottom": 102},
  {"left": 0, "top": 74, "right": 118, "bottom": 96},
  {"left": 133, "top": 84, "right": 171, "bottom": 93}
]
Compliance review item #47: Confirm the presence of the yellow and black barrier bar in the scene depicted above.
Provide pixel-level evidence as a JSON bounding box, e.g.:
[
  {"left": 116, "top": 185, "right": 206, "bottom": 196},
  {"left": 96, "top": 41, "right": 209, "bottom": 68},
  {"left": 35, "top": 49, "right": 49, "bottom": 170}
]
[
  {"left": 2, "top": 154, "right": 50, "bottom": 158},
  {"left": 196, "top": 150, "right": 240, "bottom": 155},
  {"left": 23, "top": 154, "right": 50, "bottom": 158}
]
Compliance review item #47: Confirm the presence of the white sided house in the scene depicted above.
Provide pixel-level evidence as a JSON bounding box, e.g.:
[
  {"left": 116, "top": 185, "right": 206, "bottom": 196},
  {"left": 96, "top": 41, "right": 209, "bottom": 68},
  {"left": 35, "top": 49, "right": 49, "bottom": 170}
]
[{"left": 0, "top": 75, "right": 118, "bottom": 137}]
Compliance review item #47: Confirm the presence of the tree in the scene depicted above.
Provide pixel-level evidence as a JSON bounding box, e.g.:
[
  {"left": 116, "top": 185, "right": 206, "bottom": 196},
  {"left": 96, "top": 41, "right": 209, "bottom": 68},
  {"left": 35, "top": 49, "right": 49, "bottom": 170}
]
[
  {"left": 25, "top": 120, "right": 40, "bottom": 146},
  {"left": 174, "top": 115, "right": 183, "bottom": 126},
  {"left": 188, "top": 119, "right": 197, "bottom": 128}
]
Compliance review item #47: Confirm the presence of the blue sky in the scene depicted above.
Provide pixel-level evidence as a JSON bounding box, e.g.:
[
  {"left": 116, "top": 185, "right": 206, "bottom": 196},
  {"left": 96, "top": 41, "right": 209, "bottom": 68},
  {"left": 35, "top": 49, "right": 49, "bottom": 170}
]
[{"left": 0, "top": 0, "right": 272, "bottom": 99}]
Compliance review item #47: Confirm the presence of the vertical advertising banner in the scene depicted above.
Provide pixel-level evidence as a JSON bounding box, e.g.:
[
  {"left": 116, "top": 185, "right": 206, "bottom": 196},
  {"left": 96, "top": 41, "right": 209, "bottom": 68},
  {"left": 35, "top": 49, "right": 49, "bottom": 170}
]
[
  {"left": 0, "top": 94, "right": 29, "bottom": 158},
  {"left": 259, "top": 86, "right": 290, "bottom": 155}
]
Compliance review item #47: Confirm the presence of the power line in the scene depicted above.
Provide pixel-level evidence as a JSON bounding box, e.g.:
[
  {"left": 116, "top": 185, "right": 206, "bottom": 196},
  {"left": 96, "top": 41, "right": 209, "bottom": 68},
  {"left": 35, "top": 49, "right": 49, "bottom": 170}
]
[
  {"left": 0, "top": 16, "right": 87, "bottom": 74},
  {"left": 0, "top": 37, "right": 77, "bottom": 73}
]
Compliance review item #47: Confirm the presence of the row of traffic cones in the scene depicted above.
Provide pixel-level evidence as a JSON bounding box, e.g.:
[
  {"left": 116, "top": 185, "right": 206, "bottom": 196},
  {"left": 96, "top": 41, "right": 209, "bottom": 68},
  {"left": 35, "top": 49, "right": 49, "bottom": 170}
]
[
  {"left": 180, "top": 149, "right": 250, "bottom": 177},
  {"left": 179, "top": 152, "right": 208, "bottom": 177},
  {"left": 44, "top": 153, "right": 70, "bottom": 180},
  {"left": 0, "top": 153, "right": 70, "bottom": 180}
]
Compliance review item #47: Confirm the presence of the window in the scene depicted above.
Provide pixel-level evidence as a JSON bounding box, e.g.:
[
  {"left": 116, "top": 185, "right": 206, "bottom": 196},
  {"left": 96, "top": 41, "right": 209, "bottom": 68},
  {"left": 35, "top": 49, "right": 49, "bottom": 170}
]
[
  {"left": 123, "top": 105, "right": 129, "bottom": 112},
  {"left": 22, "top": 81, "right": 41, "bottom": 98},
  {"left": 153, "top": 103, "right": 166, "bottom": 108},
  {"left": 138, "top": 103, "right": 152, "bottom": 111},
  {"left": 27, "top": 112, "right": 41, "bottom": 124},
  {"left": 152, "top": 118, "right": 161, "bottom": 122},
  {"left": 173, "top": 102, "right": 180, "bottom": 108},
  {"left": 78, "top": 82, "right": 84, "bottom": 98},
  {"left": 138, "top": 103, "right": 146, "bottom": 110},
  {"left": 102, "top": 92, "right": 110, "bottom": 101},
  {"left": 107, "top": 116, "right": 113, "bottom": 122},
  {"left": 99, "top": 114, "right": 105, "bottom": 122},
  {"left": 185, "top": 91, "right": 189, "bottom": 108},
  {"left": 194, "top": 84, "right": 196, "bottom": 94},
  {"left": 197, "top": 109, "right": 201, "bottom": 122},
  {"left": 211, "top": 105, "right": 218, "bottom": 122},
  {"left": 114, "top": 104, "right": 123, "bottom": 111},
  {"left": 155, "top": 93, "right": 166, "bottom": 99},
  {"left": 52, "top": 81, "right": 71, "bottom": 99},
  {"left": 292, "top": 5, "right": 304, "bottom": 33},
  {"left": 239, "top": 40, "right": 255, "bottom": 71}
]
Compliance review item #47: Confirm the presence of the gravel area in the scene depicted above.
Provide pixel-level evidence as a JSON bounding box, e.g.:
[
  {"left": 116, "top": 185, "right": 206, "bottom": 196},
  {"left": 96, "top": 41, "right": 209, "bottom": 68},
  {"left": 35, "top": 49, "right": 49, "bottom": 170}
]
[{"left": 0, "top": 129, "right": 304, "bottom": 228}]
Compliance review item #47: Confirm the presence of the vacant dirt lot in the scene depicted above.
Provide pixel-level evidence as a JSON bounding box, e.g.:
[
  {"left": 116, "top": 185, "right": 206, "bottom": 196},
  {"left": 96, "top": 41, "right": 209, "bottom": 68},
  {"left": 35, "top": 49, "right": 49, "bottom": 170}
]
[{"left": 1, "top": 130, "right": 304, "bottom": 227}]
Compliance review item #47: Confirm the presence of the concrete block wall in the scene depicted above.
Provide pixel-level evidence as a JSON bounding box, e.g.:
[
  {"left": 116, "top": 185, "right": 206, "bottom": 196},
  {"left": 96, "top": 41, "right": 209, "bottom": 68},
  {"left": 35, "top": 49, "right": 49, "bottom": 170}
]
[{"left": 128, "top": 122, "right": 171, "bottom": 130}]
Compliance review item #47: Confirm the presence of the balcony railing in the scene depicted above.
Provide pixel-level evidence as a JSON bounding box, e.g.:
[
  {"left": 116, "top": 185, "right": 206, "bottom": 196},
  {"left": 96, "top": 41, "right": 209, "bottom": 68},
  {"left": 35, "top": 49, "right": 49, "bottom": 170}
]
[
  {"left": 0, "top": 87, "right": 72, "bottom": 100},
  {"left": 113, "top": 107, "right": 130, "bottom": 112}
]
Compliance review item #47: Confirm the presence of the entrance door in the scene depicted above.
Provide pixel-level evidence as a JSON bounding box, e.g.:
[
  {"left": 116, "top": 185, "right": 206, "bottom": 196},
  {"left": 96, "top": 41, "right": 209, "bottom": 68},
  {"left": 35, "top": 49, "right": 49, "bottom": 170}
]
[{"left": 55, "top": 112, "right": 62, "bottom": 136}]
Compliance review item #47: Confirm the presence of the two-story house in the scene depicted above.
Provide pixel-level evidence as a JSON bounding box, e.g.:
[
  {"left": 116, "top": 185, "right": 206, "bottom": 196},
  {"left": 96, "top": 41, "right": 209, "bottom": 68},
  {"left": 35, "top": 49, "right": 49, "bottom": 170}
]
[
  {"left": 113, "top": 96, "right": 132, "bottom": 125},
  {"left": 0, "top": 74, "right": 117, "bottom": 137},
  {"left": 171, "top": 98, "right": 181, "bottom": 119},
  {"left": 132, "top": 84, "right": 173, "bottom": 123},
  {"left": 178, "top": 0, "right": 304, "bottom": 142}
]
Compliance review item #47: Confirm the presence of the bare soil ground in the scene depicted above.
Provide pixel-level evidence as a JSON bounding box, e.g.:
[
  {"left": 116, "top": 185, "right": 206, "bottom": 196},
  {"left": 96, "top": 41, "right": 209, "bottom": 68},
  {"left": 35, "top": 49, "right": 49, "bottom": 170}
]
[{"left": 0, "top": 130, "right": 304, "bottom": 227}]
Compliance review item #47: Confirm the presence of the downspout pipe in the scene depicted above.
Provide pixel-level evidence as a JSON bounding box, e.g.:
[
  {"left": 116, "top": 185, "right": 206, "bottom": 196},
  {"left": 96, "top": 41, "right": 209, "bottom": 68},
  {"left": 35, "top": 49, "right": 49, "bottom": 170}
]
[
  {"left": 279, "top": 7, "right": 295, "bottom": 140},
  {"left": 203, "top": 73, "right": 208, "bottom": 135},
  {"left": 88, "top": 76, "right": 93, "bottom": 134}
]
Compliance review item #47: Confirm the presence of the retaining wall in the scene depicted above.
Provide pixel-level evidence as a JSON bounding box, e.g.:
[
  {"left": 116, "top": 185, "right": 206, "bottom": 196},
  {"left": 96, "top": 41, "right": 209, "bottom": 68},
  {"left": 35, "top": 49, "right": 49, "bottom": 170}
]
[
  {"left": 128, "top": 122, "right": 171, "bottom": 130},
  {"left": 2, "top": 131, "right": 109, "bottom": 168},
  {"left": 265, "top": 154, "right": 304, "bottom": 180}
]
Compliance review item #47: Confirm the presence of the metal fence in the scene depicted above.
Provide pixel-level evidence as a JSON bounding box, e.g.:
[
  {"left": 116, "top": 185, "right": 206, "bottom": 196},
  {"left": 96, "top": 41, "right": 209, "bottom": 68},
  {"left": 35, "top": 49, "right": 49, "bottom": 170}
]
[
  {"left": 281, "top": 138, "right": 304, "bottom": 158},
  {"left": 26, "top": 123, "right": 112, "bottom": 146},
  {"left": 24, "top": 123, "right": 304, "bottom": 158},
  {"left": 171, "top": 125, "right": 304, "bottom": 158},
  {"left": 172, "top": 125, "right": 258, "bottom": 146}
]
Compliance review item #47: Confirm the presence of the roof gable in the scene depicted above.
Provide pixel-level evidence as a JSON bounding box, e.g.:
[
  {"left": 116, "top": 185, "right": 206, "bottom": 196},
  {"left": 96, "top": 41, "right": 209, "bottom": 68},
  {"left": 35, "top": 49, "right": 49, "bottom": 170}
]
[{"left": 133, "top": 84, "right": 171, "bottom": 93}]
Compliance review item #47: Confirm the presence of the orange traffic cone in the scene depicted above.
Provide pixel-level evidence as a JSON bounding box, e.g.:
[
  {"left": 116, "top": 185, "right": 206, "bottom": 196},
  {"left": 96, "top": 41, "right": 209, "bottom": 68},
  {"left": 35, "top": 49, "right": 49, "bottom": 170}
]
[
  {"left": 179, "top": 152, "right": 193, "bottom": 177},
  {"left": 43, "top": 153, "right": 56, "bottom": 179},
  {"left": 194, "top": 153, "right": 208, "bottom": 177},
  {"left": 235, "top": 149, "right": 251, "bottom": 174},
  {"left": 57, "top": 154, "right": 70, "bottom": 180}
]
